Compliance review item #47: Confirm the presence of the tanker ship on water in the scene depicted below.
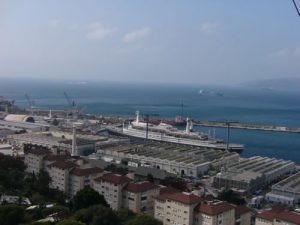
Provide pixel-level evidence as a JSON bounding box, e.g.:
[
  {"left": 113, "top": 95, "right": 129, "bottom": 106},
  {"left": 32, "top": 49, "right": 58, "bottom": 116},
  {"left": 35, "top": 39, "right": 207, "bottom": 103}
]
[{"left": 121, "top": 111, "right": 244, "bottom": 153}]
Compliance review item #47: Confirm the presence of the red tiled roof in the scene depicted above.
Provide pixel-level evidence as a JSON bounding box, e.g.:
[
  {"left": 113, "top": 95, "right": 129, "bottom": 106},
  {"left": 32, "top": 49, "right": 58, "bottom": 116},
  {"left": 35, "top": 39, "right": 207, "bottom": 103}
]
[
  {"left": 195, "top": 201, "right": 235, "bottom": 216},
  {"left": 71, "top": 167, "right": 103, "bottom": 176},
  {"left": 160, "top": 186, "right": 179, "bottom": 195},
  {"left": 257, "top": 208, "right": 285, "bottom": 221},
  {"left": 95, "top": 173, "right": 132, "bottom": 185},
  {"left": 26, "top": 149, "right": 50, "bottom": 156},
  {"left": 157, "top": 187, "right": 180, "bottom": 201},
  {"left": 235, "top": 205, "right": 253, "bottom": 217},
  {"left": 257, "top": 211, "right": 278, "bottom": 221},
  {"left": 275, "top": 211, "right": 300, "bottom": 225},
  {"left": 44, "top": 155, "right": 71, "bottom": 161},
  {"left": 166, "top": 192, "right": 202, "bottom": 205},
  {"left": 49, "top": 161, "right": 77, "bottom": 170},
  {"left": 125, "top": 181, "right": 159, "bottom": 193}
]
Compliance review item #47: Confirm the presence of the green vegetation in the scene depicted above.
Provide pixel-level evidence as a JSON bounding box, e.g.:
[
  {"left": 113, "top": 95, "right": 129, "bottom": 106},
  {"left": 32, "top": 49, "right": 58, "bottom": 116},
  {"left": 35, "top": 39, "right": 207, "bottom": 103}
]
[
  {"left": 104, "top": 164, "right": 128, "bottom": 175},
  {"left": 126, "top": 214, "right": 162, "bottom": 225},
  {"left": 217, "top": 190, "right": 246, "bottom": 205},
  {"left": 72, "top": 205, "right": 120, "bottom": 225},
  {"left": 0, "top": 204, "right": 25, "bottom": 225},
  {"left": 0, "top": 154, "right": 26, "bottom": 191},
  {"left": 71, "top": 187, "right": 108, "bottom": 211},
  {"left": 160, "top": 176, "right": 186, "bottom": 191}
]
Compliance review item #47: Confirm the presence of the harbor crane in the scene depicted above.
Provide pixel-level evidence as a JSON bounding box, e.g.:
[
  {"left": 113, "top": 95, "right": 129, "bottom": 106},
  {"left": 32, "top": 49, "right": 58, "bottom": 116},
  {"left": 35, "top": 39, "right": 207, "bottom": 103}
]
[
  {"left": 63, "top": 91, "right": 78, "bottom": 119},
  {"left": 25, "top": 93, "right": 35, "bottom": 115},
  {"left": 292, "top": 0, "right": 300, "bottom": 17},
  {"left": 225, "top": 120, "right": 239, "bottom": 152}
]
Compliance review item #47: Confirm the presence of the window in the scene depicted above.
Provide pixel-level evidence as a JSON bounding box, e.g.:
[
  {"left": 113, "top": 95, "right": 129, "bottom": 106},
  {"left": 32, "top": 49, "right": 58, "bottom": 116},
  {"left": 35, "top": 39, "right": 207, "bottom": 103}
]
[{"left": 141, "top": 196, "right": 147, "bottom": 201}]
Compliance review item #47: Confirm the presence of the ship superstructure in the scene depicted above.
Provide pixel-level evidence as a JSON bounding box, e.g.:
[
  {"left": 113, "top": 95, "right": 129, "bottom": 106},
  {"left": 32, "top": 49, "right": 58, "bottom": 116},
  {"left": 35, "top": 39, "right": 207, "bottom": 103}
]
[{"left": 122, "top": 111, "right": 243, "bottom": 153}]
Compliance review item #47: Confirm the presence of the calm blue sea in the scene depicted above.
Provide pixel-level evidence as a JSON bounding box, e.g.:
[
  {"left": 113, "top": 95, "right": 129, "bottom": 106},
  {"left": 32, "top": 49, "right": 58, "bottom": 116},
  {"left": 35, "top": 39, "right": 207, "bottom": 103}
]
[{"left": 1, "top": 79, "right": 300, "bottom": 163}]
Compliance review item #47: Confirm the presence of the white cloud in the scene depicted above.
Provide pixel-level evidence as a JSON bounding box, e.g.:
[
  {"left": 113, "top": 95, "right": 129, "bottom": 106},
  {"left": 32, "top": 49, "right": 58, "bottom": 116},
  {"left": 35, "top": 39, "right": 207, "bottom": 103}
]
[
  {"left": 200, "top": 22, "right": 223, "bottom": 34},
  {"left": 294, "top": 48, "right": 300, "bottom": 56},
  {"left": 122, "top": 27, "right": 152, "bottom": 43},
  {"left": 86, "top": 22, "right": 116, "bottom": 40},
  {"left": 49, "top": 19, "right": 62, "bottom": 28},
  {"left": 269, "top": 48, "right": 290, "bottom": 58}
]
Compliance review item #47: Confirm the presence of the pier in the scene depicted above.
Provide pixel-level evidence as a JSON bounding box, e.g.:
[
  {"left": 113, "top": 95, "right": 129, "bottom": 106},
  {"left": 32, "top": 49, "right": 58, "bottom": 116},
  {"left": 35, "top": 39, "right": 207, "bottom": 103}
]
[{"left": 192, "top": 121, "right": 300, "bottom": 133}]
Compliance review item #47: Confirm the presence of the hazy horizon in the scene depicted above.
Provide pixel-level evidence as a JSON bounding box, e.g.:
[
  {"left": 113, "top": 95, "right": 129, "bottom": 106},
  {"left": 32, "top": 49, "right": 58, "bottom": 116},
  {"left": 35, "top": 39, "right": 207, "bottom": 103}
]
[{"left": 1, "top": 1, "right": 300, "bottom": 85}]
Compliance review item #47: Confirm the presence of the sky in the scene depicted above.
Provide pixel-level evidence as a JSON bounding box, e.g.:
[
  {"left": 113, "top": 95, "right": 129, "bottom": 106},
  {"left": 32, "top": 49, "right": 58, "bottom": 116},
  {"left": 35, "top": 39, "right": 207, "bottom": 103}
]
[{"left": 0, "top": 0, "right": 300, "bottom": 85}]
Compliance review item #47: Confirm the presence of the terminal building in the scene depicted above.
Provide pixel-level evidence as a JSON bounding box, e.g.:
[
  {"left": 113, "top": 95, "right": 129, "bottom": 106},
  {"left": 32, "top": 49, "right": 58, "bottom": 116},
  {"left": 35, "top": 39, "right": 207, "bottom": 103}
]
[
  {"left": 213, "top": 156, "right": 295, "bottom": 193},
  {"left": 96, "top": 141, "right": 240, "bottom": 177}
]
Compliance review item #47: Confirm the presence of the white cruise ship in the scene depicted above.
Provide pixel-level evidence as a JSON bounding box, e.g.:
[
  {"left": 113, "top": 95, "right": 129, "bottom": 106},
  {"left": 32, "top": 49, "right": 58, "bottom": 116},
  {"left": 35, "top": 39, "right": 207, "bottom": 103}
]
[{"left": 121, "top": 111, "right": 243, "bottom": 153}]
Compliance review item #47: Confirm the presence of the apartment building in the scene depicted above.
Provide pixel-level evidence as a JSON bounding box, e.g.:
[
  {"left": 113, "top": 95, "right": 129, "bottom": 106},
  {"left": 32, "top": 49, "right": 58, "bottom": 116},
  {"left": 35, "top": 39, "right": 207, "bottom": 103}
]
[
  {"left": 155, "top": 190, "right": 252, "bottom": 225},
  {"left": 256, "top": 208, "right": 300, "bottom": 225},
  {"left": 24, "top": 149, "right": 51, "bottom": 174},
  {"left": 92, "top": 173, "right": 132, "bottom": 210},
  {"left": 69, "top": 167, "right": 103, "bottom": 197},
  {"left": 155, "top": 191, "right": 202, "bottom": 225},
  {"left": 24, "top": 149, "right": 103, "bottom": 197},
  {"left": 194, "top": 200, "right": 235, "bottom": 225},
  {"left": 234, "top": 205, "right": 252, "bottom": 225},
  {"left": 122, "top": 181, "right": 160, "bottom": 215}
]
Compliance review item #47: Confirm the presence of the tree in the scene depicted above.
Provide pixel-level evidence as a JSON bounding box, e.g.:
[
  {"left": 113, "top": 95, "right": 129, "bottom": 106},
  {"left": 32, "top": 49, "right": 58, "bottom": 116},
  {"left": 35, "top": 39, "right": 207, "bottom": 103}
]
[
  {"left": 161, "top": 177, "right": 185, "bottom": 191},
  {"left": 218, "top": 190, "right": 246, "bottom": 205},
  {"left": 0, "top": 204, "right": 25, "bottom": 225},
  {"left": 104, "top": 164, "right": 128, "bottom": 175},
  {"left": 126, "top": 214, "right": 162, "bottom": 225},
  {"left": 56, "top": 219, "right": 85, "bottom": 225},
  {"left": 117, "top": 209, "right": 135, "bottom": 225},
  {"left": 72, "top": 187, "right": 108, "bottom": 211},
  {"left": 146, "top": 173, "right": 154, "bottom": 183},
  {"left": 73, "top": 205, "right": 120, "bottom": 225},
  {"left": 36, "top": 169, "right": 51, "bottom": 195},
  {"left": 0, "top": 154, "right": 26, "bottom": 191}
]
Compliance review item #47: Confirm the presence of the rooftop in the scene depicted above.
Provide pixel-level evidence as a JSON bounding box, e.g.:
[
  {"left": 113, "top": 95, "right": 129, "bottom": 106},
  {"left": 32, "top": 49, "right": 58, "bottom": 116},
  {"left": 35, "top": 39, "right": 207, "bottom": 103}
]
[
  {"left": 71, "top": 167, "right": 103, "bottom": 176},
  {"left": 166, "top": 192, "right": 202, "bottom": 205},
  {"left": 49, "top": 161, "right": 77, "bottom": 170},
  {"left": 234, "top": 205, "right": 252, "bottom": 217},
  {"left": 125, "top": 181, "right": 159, "bottom": 193},
  {"left": 95, "top": 173, "right": 132, "bottom": 185},
  {"left": 276, "top": 211, "right": 300, "bottom": 225},
  {"left": 195, "top": 200, "right": 235, "bottom": 216}
]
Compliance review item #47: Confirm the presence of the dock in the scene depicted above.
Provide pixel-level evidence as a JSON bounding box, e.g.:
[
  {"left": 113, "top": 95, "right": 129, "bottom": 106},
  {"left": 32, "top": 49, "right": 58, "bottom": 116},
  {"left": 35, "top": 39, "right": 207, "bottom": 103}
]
[{"left": 192, "top": 121, "right": 300, "bottom": 133}]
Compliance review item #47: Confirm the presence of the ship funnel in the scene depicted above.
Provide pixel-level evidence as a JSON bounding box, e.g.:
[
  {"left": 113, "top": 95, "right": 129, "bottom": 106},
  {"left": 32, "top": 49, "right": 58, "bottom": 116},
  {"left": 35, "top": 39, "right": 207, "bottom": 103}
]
[
  {"left": 189, "top": 120, "right": 193, "bottom": 131},
  {"left": 136, "top": 111, "right": 140, "bottom": 124}
]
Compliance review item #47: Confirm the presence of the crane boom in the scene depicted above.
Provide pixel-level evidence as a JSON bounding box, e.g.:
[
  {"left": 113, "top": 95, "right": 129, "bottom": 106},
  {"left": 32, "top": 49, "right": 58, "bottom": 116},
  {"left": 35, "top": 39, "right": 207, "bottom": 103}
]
[
  {"left": 63, "top": 92, "right": 76, "bottom": 107},
  {"left": 293, "top": 0, "right": 300, "bottom": 16},
  {"left": 25, "top": 93, "right": 34, "bottom": 107}
]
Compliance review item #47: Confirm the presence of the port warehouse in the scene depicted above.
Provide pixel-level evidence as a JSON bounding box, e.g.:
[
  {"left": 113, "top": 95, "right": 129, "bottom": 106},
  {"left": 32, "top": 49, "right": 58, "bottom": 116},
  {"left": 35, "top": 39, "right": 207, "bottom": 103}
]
[
  {"left": 265, "top": 172, "right": 300, "bottom": 205},
  {"left": 213, "top": 156, "right": 296, "bottom": 193},
  {"left": 6, "top": 131, "right": 123, "bottom": 155},
  {"left": 6, "top": 131, "right": 296, "bottom": 185},
  {"left": 96, "top": 141, "right": 240, "bottom": 177}
]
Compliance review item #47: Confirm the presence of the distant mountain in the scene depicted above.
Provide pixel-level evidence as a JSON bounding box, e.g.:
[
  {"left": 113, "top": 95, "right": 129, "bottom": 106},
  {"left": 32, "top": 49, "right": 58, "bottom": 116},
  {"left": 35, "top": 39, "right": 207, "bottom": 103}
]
[{"left": 240, "top": 78, "right": 300, "bottom": 91}]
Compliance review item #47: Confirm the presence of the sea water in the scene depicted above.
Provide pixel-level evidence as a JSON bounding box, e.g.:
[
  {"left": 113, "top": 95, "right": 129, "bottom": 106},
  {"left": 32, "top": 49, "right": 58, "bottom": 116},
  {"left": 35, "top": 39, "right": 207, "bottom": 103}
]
[{"left": 1, "top": 79, "right": 300, "bottom": 163}]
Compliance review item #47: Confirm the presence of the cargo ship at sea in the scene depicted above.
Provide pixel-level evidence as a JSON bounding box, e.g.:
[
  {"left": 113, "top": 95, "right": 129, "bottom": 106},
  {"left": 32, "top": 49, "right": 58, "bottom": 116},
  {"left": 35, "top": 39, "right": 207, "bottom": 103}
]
[{"left": 120, "top": 111, "right": 244, "bottom": 153}]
